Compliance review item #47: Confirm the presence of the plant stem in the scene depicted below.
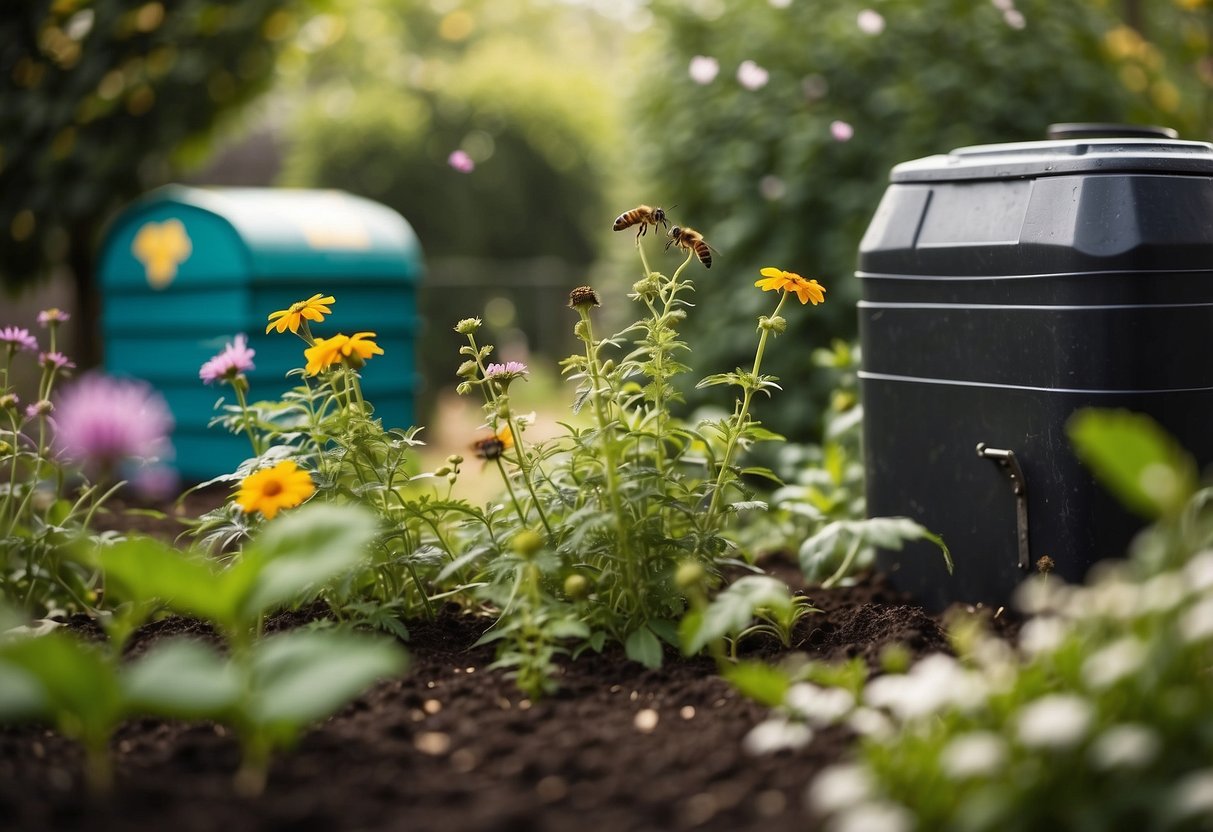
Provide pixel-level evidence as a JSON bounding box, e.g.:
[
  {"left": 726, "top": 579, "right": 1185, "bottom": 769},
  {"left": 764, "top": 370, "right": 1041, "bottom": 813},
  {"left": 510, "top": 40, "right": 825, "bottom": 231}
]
[
  {"left": 706, "top": 290, "right": 790, "bottom": 525},
  {"left": 231, "top": 382, "right": 262, "bottom": 457}
]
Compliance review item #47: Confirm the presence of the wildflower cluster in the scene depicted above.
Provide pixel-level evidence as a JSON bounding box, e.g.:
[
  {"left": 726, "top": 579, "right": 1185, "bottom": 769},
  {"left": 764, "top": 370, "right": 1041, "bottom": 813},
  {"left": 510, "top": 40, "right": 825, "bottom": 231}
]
[{"left": 1, "top": 309, "right": 173, "bottom": 616}]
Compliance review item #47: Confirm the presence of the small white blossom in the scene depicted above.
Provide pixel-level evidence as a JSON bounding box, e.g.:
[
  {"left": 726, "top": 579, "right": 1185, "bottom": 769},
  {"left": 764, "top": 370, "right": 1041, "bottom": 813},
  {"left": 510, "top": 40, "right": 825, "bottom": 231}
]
[
  {"left": 769, "top": 0, "right": 792, "bottom": 7},
  {"left": 1003, "top": 8, "right": 1026, "bottom": 28},
  {"left": 990, "top": 0, "right": 1014, "bottom": 9},
  {"left": 1140, "top": 572, "right": 1187, "bottom": 614},
  {"left": 1089, "top": 724, "right": 1160, "bottom": 770},
  {"left": 1172, "top": 769, "right": 1213, "bottom": 819},
  {"left": 1018, "top": 616, "right": 1069, "bottom": 657},
  {"left": 1185, "top": 551, "right": 1213, "bottom": 592},
  {"left": 1180, "top": 597, "right": 1213, "bottom": 644},
  {"left": 828, "top": 801, "right": 913, "bottom": 832},
  {"left": 865, "top": 654, "right": 987, "bottom": 720},
  {"left": 688, "top": 55, "right": 719, "bottom": 85},
  {"left": 856, "top": 9, "right": 885, "bottom": 35},
  {"left": 737, "top": 60, "right": 770, "bottom": 90},
  {"left": 847, "top": 707, "right": 894, "bottom": 740},
  {"left": 940, "top": 731, "right": 1008, "bottom": 779},
  {"left": 1014, "top": 575, "right": 1073, "bottom": 616},
  {"left": 807, "top": 763, "right": 875, "bottom": 816},
  {"left": 1081, "top": 637, "right": 1146, "bottom": 690},
  {"left": 743, "top": 717, "right": 812, "bottom": 755},
  {"left": 785, "top": 683, "right": 855, "bottom": 726},
  {"left": 1016, "top": 694, "right": 1093, "bottom": 750}
]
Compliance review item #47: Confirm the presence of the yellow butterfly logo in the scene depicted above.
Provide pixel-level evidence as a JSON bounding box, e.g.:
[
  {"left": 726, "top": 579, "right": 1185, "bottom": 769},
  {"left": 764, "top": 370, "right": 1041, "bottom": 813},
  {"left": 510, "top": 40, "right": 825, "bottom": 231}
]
[{"left": 132, "top": 219, "right": 192, "bottom": 288}]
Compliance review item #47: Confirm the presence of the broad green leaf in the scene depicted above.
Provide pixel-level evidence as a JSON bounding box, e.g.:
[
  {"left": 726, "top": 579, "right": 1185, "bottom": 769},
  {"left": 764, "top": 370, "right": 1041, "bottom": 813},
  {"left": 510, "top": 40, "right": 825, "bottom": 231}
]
[
  {"left": 240, "top": 503, "right": 380, "bottom": 619},
  {"left": 248, "top": 630, "right": 407, "bottom": 728},
  {"left": 122, "top": 640, "right": 241, "bottom": 718},
  {"left": 95, "top": 536, "right": 230, "bottom": 624},
  {"left": 625, "top": 626, "right": 664, "bottom": 669},
  {"left": 1069, "top": 409, "right": 1198, "bottom": 519},
  {"left": 546, "top": 619, "right": 591, "bottom": 640},
  {"left": 723, "top": 661, "right": 791, "bottom": 708},
  {"left": 683, "top": 575, "right": 794, "bottom": 655},
  {"left": 0, "top": 662, "right": 48, "bottom": 719},
  {"left": 0, "top": 633, "right": 122, "bottom": 741}
]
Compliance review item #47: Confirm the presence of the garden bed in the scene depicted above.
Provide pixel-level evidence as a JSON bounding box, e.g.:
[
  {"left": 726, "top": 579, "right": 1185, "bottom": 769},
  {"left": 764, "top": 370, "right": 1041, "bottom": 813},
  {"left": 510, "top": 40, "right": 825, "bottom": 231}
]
[{"left": 0, "top": 538, "right": 972, "bottom": 832}]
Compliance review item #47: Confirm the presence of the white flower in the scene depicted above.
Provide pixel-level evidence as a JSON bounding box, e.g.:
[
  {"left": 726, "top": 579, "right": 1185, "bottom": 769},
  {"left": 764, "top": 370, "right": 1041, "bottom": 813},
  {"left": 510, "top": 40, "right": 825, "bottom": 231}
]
[
  {"left": 1018, "top": 616, "right": 1068, "bottom": 657},
  {"left": 1014, "top": 576, "right": 1072, "bottom": 616},
  {"left": 856, "top": 9, "right": 885, "bottom": 35},
  {"left": 830, "top": 120, "right": 854, "bottom": 142},
  {"left": 1180, "top": 597, "right": 1213, "bottom": 644},
  {"left": 743, "top": 717, "right": 812, "bottom": 755},
  {"left": 1089, "top": 724, "right": 1160, "bottom": 770},
  {"left": 1081, "top": 638, "right": 1145, "bottom": 690},
  {"left": 737, "top": 60, "right": 769, "bottom": 90},
  {"left": 1140, "top": 572, "right": 1187, "bottom": 614},
  {"left": 769, "top": 0, "right": 792, "bottom": 6},
  {"left": 990, "top": 0, "right": 1014, "bottom": 9},
  {"left": 807, "top": 763, "right": 874, "bottom": 816},
  {"left": 828, "top": 801, "right": 912, "bottom": 832},
  {"left": 865, "top": 654, "right": 987, "bottom": 720},
  {"left": 1016, "top": 694, "right": 1093, "bottom": 750},
  {"left": 940, "top": 731, "right": 1008, "bottom": 779},
  {"left": 785, "top": 683, "right": 855, "bottom": 726},
  {"left": 847, "top": 707, "right": 894, "bottom": 740},
  {"left": 688, "top": 55, "right": 719, "bottom": 85},
  {"left": 1003, "top": 8, "right": 1026, "bottom": 29},
  {"left": 1185, "top": 551, "right": 1213, "bottom": 592},
  {"left": 1172, "top": 769, "right": 1213, "bottom": 819}
]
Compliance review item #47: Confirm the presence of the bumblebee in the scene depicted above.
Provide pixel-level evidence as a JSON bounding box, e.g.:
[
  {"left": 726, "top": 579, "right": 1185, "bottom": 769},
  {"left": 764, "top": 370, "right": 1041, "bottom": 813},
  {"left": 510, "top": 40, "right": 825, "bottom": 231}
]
[
  {"left": 612, "top": 205, "right": 670, "bottom": 239},
  {"left": 665, "top": 226, "right": 714, "bottom": 269},
  {"left": 472, "top": 425, "right": 514, "bottom": 461}
]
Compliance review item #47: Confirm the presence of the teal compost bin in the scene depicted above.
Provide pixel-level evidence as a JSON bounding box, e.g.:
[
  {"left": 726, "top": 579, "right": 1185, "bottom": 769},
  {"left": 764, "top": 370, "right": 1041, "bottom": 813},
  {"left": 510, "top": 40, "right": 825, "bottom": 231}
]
[{"left": 99, "top": 185, "right": 424, "bottom": 480}]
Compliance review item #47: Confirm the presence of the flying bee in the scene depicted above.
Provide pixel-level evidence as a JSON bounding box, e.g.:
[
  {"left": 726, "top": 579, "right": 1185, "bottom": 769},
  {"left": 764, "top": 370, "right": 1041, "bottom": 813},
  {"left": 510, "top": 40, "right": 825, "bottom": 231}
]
[
  {"left": 665, "top": 226, "right": 714, "bottom": 269},
  {"left": 472, "top": 425, "right": 514, "bottom": 461},
  {"left": 612, "top": 204, "right": 671, "bottom": 240}
]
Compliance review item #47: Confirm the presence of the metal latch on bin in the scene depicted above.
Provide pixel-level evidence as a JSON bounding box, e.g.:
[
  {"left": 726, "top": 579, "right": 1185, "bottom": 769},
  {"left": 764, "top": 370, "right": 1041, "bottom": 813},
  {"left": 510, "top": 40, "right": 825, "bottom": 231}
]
[{"left": 976, "top": 443, "right": 1030, "bottom": 571}]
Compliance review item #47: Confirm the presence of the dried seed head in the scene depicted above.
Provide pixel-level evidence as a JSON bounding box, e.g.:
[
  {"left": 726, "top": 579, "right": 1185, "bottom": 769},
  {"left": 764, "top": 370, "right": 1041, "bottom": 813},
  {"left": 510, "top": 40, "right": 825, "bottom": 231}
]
[
  {"left": 1036, "top": 555, "right": 1056, "bottom": 575},
  {"left": 568, "top": 285, "right": 601, "bottom": 310}
]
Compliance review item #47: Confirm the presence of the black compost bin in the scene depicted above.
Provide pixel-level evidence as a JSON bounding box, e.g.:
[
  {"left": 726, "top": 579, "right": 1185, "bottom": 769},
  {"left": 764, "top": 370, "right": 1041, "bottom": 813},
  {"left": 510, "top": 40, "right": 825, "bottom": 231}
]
[{"left": 858, "top": 125, "right": 1213, "bottom": 609}]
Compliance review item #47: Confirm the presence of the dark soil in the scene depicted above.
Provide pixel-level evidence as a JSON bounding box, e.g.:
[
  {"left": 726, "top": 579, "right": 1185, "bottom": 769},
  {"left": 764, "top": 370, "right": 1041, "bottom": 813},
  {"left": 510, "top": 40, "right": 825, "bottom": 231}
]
[{"left": 0, "top": 493, "right": 996, "bottom": 832}]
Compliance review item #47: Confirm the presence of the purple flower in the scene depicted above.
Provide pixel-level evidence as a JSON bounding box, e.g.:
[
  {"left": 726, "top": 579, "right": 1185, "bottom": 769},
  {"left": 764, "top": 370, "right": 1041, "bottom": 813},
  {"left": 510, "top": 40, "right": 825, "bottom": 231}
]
[
  {"left": 830, "top": 120, "right": 855, "bottom": 142},
  {"left": 689, "top": 56, "right": 720, "bottom": 85},
  {"left": 199, "top": 334, "right": 256, "bottom": 385},
  {"left": 448, "top": 150, "right": 475, "bottom": 174},
  {"left": 0, "top": 327, "right": 38, "bottom": 353},
  {"left": 485, "top": 361, "right": 529, "bottom": 380},
  {"left": 53, "top": 374, "right": 174, "bottom": 474},
  {"left": 40, "top": 351, "right": 76, "bottom": 371},
  {"left": 25, "top": 400, "right": 52, "bottom": 419},
  {"left": 37, "top": 308, "right": 70, "bottom": 327},
  {"left": 737, "top": 60, "right": 770, "bottom": 91}
]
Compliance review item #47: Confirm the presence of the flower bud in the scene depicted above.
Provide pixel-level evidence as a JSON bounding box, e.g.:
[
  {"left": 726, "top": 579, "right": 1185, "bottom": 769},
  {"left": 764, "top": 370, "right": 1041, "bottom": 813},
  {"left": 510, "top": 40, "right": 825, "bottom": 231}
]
[
  {"left": 447, "top": 473, "right": 458, "bottom": 485},
  {"left": 456, "top": 360, "right": 478, "bottom": 379},
  {"left": 601, "top": 359, "right": 615, "bottom": 375},
  {"left": 574, "top": 320, "right": 589, "bottom": 341},
  {"left": 674, "top": 560, "right": 705, "bottom": 590},
  {"left": 447, "top": 454, "right": 464, "bottom": 465},
  {"left": 456, "top": 382, "right": 473, "bottom": 396},
  {"left": 496, "top": 398, "right": 511, "bottom": 418},
  {"left": 0, "top": 393, "right": 17, "bottom": 411},
  {"left": 668, "top": 309, "right": 687, "bottom": 322},
  {"left": 632, "top": 275, "right": 660, "bottom": 296},
  {"left": 0, "top": 440, "right": 11, "bottom": 456},
  {"left": 231, "top": 374, "right": 250, "bottom": 394},
  {"left": 434, "top": 466, "right": 452, "bottom": 477},
  {"left": 454, "top": 317, "right": 482, "bottom": 335},
  {"left": 759, "top": 315, "right": 787, "bottom": 334},
  {"left": 564, "top": 574, "right": 590, "bottom": 600},
  {"left": 512, "top": 529, "right": 544, "bottom": 558}
]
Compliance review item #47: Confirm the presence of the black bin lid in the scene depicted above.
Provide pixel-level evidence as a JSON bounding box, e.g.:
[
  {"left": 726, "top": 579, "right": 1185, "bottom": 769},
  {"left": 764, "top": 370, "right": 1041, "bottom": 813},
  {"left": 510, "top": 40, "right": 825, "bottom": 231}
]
[{"left": 892, "top": 124, "right": 1213, "bottom": 183}]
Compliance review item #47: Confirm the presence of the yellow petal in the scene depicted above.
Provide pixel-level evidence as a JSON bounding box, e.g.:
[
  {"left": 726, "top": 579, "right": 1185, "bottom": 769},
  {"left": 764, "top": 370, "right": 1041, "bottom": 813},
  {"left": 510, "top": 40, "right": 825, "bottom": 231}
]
[{"left": 760, "top": 267, "right": 784, "bottom": 278}]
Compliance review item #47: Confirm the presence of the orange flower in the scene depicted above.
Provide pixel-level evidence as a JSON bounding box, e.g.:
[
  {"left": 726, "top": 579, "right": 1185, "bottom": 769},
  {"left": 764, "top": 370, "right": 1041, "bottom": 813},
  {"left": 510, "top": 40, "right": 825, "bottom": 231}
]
[
  {"left": 303, "top": 332, "right": 384, "bottom": 375},
  {"left": 754, "top": 267, "right": 826, "bottom": 305},
  {"left": 266, "top": 294, "right": 335, "bottom": 334}
]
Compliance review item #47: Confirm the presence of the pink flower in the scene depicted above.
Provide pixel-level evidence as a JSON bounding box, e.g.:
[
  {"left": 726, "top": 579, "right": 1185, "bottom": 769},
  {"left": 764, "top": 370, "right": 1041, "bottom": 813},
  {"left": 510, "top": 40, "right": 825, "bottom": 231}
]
[
  {"left": 485, "top": 361, "right": 529, "bottom": 381},
  {"left": 199, "top": 334, "right": 255, "bottom": 385},
  {"left": 448, "top": 150, "right": 475, "bottom": 173},
  {"left": 40, "top": 351, "right": 76, "bottom": 371},
  {"left": 689, "top": 56, "right": 720, "bottom": 85},
  {"left": 0, "top": 326, "right": 38, "bottom": 353},
  {"left": 737, "top": 60, "right": 770, "bottom": 91},
  {"left": 53, "top": 374, "right": 174, "bottom": 474},
  {"left": 25, "top": 400, "right": 52, "bottom": 419},
  {"left": 830, "top": 120, "right": 855, "bottom": 142},
  {"left": 857, "top": 9, "right": 885, "bottom": 35},
  {"left": 37, "top": 308, "right": 70, "bottom": 327}
]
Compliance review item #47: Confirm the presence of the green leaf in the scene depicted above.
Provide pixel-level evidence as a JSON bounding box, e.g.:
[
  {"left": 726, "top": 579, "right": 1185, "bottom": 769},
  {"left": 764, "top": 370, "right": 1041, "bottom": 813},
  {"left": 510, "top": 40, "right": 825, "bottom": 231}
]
[
  {"left": 95, "top": 536, "right": 230, "bottom": 625},
  {"left": 0, "top": 633, "right": 122, "bottom": 742},
  {"left": 1068, "top": 409, "right": 1198, "bottom": 519},
  {"left": 122, "top": 640, "right": 241, "bottom": 718},
  {"left": 248, "top": 630, "right": 407, "bottom": 729},
  {"left": 683, "top": 576, "right": 794, "bottom": 655},
  {"left": 0, "top": 662, "right": 48, "bottom": 720},
  {"left": 240, "top": 503, "right": 381, "bottom": 620},
  {"left": 625, "top": 626, "right": 664, "bottom": 669},
  {"left": 723, "top": 661, "right": 791, "bottom": 707}
]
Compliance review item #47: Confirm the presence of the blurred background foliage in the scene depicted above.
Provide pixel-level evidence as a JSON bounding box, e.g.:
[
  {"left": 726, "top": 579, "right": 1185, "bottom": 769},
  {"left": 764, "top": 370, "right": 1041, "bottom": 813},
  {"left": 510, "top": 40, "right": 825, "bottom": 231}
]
[
  {"left": 633, "top": 0, "right": 1211, "bottom": 439},
  {"left": 3, "top": 0, "right": 1213, "bottom": 437}
]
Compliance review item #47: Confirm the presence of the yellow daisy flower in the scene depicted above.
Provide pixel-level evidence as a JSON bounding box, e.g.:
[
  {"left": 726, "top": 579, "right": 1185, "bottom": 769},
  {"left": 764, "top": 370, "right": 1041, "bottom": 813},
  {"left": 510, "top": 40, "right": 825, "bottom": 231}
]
[
  {"left": 234, "top": 460, "right": 316, "bottom": 519},
  {"left": 303, "top": 332, "right": 384, "bottom": 375},
  {"left": 266, "top": 294, "right": 336, "bottom": 334},
  {"left": 755, "top": 267, "right": 827, "bottom": 306}
]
